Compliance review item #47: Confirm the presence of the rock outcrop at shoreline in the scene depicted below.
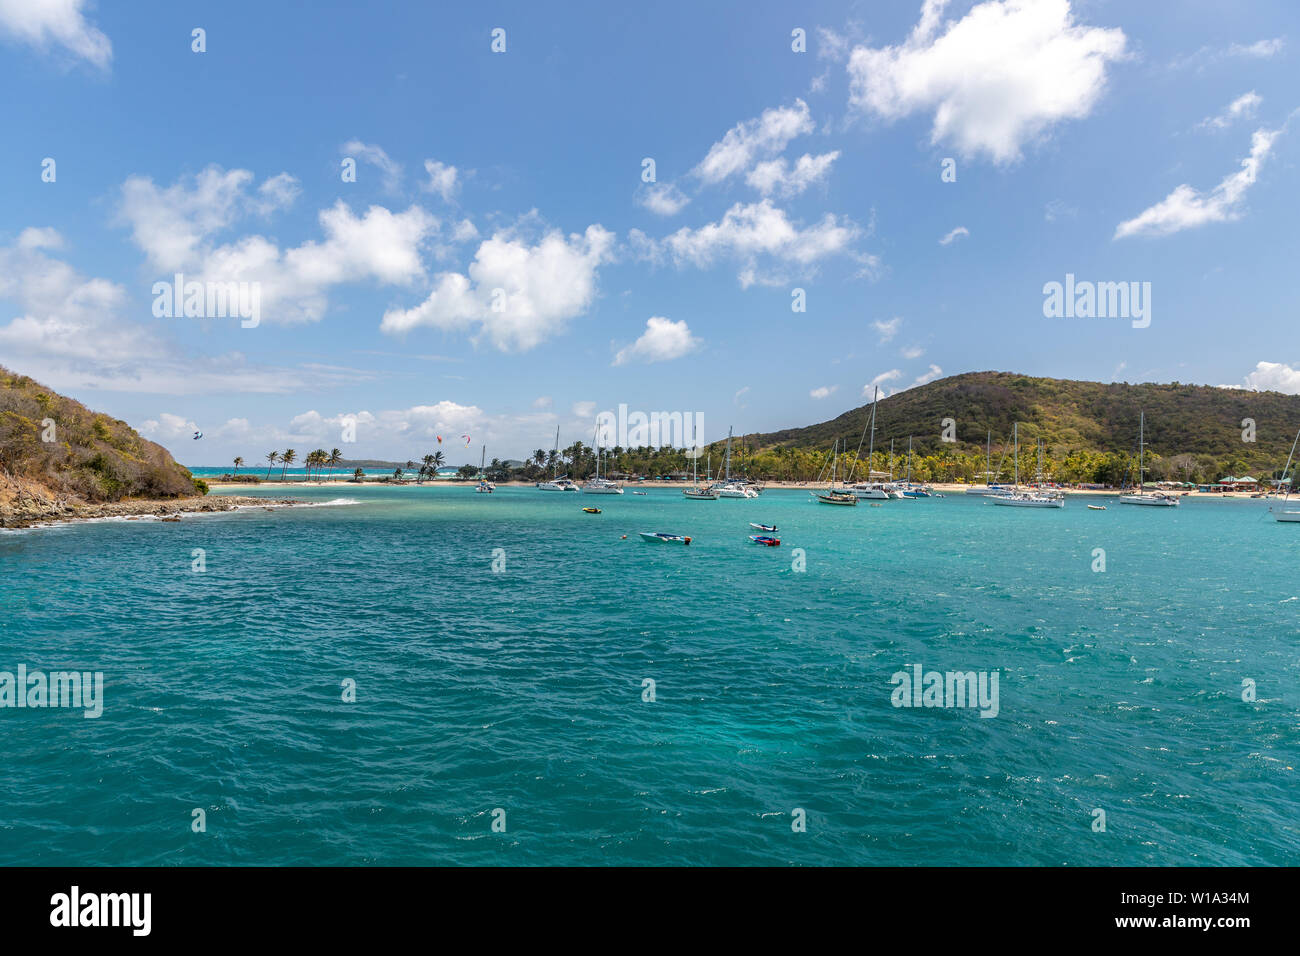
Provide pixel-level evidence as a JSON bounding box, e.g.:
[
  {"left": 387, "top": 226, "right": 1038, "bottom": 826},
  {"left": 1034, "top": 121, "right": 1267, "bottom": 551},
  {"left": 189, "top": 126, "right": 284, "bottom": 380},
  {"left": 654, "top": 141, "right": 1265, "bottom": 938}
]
[{"left": 0, "top": 473, "right": 296, "bottom": 529}]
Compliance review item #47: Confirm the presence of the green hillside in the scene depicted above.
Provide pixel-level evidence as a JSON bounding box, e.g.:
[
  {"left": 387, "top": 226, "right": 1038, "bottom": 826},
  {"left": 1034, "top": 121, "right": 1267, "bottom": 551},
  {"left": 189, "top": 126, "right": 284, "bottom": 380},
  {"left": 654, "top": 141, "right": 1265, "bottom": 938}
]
[
  {"left": 736, "top": 371, "right": 1300, "bottom": 485},
  {"left": 0, "top": 366, "right": 204, "bottom": 501}
]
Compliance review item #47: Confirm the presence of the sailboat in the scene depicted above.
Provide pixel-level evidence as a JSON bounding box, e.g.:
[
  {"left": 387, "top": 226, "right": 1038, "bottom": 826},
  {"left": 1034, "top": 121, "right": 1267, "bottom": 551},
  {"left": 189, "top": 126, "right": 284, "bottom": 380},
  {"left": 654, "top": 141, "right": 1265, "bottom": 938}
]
[
  {"left": 1118, "top": 411, "right": 1178, "bottom": 507},
  {"left": 898, "top": 436, "right": 935, "bottom": 497},
  {"left": 812, "top": 438, "right": 859, "bottom": 505},
  {"left": 475, "top": 445, "right": 495, "bottom": 493},
  {"left": 1268, "top": 427, "right": 1300, "bottom": 522},
  {"left": 991, "top": 423, "right": 1065, "bottom": 508},
  {"left": 581, "top": 428, "right": 624, "bottom": 494},
  {"left": 850, "top": 388, "right": 891, "bottom": 499},
  {"left": 537, "top": 426, "right": 578, "bottom": 491},
  {"left": 964, "top": 431, "right": 1014, "bottom": 496},
  {"left": 683, "top": 445, "right": 719, "bottom": 499},
  {"left": 714, "top": 427, "right": 759, "bottom": 497}
]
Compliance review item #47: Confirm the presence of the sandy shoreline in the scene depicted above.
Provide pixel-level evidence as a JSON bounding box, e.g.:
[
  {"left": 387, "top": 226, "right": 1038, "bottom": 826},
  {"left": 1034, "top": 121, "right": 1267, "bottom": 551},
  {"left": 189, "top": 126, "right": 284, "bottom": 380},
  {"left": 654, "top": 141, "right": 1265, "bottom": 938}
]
[{"left": 204, "top": 479, "right": 1276, "bottom": 500}]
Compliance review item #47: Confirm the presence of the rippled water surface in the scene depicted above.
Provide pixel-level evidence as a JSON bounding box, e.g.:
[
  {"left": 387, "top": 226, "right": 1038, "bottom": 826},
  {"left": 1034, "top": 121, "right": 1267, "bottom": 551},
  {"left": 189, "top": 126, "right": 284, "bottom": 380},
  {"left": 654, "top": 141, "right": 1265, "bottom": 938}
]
[{"left": 1, "top": 486, "right": 1296, "bottom": 865}]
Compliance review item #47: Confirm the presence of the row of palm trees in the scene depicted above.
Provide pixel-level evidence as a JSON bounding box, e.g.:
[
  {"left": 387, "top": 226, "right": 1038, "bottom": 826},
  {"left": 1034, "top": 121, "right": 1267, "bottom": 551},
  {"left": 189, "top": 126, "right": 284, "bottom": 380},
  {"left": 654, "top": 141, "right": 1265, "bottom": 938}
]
[
  {"left": 251, "top": 448, "right": 346, "bottom": 482},
  {"left": 241, "top": 449, "right": 454, "bottom": 482}
]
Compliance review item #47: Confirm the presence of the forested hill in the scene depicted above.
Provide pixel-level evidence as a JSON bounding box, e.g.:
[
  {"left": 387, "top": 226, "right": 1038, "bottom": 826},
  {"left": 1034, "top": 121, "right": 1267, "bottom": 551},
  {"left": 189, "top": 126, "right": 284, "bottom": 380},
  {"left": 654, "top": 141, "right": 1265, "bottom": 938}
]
[{"left": 742, "top": 371, "right": 1300, "bottom": 476}]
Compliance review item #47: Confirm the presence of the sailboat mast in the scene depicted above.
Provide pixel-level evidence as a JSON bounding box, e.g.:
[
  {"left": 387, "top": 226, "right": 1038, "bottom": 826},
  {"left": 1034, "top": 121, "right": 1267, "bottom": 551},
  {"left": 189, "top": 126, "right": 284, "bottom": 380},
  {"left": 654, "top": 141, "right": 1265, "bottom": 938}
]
[
  {"left": 1013, "top": 422, "right": 1019, "bottom": 488},
  {"left": 986, "top": 430, "right": 991, "bottom": 482},
  {"left": 1279, "top": 427, "right": 1300, "bottom": 503},
  {"left": 1138, "top": 411, "right": 1145, "bottom": 492},
  {"left": 725, "top": 427, "right": 732, "bottom": 481},
  {"left": 906, "top": 436, "right": 913, "bottom": 484},
  {"left": 889, "top": 439, "right": 895, "bottom": 481},
  {"left": 867, "top": 388, "right": 878, "bottom": 477}
]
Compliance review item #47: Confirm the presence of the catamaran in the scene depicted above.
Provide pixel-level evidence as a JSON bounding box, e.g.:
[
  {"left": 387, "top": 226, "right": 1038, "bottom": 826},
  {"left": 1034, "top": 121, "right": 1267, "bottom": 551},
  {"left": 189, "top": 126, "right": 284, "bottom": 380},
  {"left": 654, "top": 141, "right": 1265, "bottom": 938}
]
[
  {"left": 1119, "top": 411, "right": 1178, "bottom": 507},
  {"left": 849, "top": 387, "right": 892, "bottom": 499},
  {"left": 537, "top": 426, "right": 579, "bottom": 491},
  {"left": 712, "top": 427, "right": 760, "bottom": 497},
  {"left": 991, "top": 423, "right": 1065, "bottom": 508},
  {"left": 1269, "top": 426, "right": 1300, "bottom": 522},
  {"left": 812, "top": 438, "right": 859, "bottom": 505},
  {"left": 581, "top": 431, "right": 624, "bottom": 494}
]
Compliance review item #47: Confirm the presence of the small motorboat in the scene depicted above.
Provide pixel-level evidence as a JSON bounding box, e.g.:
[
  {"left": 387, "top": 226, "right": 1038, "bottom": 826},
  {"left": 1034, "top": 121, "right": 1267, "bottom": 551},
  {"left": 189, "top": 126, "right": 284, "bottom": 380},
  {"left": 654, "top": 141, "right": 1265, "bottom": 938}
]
[
  {"left": 748, "top": 535, "right": 780, "bottom": 546},
  {"left": 639, "top": 532, "right": 691, "bottom": 545},
  {"left": 632, "top": 491, "right": 648, "bottom": 495},
  {"left": 750, "top": 523, "right": 778, "bottom": 533},
  {"left": 582, "top": 507, "right": 602, "bottom": 514},
  {"left": 1087, "top": 504, "right": 1106, "bottom": 511}
]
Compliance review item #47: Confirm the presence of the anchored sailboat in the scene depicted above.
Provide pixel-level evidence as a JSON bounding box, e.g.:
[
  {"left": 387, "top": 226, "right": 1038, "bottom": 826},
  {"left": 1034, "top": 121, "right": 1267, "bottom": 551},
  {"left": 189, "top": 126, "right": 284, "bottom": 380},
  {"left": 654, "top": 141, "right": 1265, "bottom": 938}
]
[
  {"left": 812, "top": 438, "right": 859, "bottom": 506},
  {"left": 683, "top": 444, "right": 719, "bottom": 499},
  {"left": 1269, "top": 426, "right": 1300, "bottom": 522},
  {"left": 537, "top": 426, "right": 578, "bottom": 491},
  {"left": 991, "top": 423, "right": 1065, "bottom": 508},
  {"left": 850, "top": 388, "right": 891, "bottom": 499},
  {"left": 1119, "top": 411, "right": 1178, "bottom": 507}
]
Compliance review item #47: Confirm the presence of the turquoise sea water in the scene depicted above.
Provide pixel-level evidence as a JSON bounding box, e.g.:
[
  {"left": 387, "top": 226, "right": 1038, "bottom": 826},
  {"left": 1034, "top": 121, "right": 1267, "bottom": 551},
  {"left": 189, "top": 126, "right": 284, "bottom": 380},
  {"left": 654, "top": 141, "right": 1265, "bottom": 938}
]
[{"left": 1, "top": 486, "right": 1296, "bottom": 866}]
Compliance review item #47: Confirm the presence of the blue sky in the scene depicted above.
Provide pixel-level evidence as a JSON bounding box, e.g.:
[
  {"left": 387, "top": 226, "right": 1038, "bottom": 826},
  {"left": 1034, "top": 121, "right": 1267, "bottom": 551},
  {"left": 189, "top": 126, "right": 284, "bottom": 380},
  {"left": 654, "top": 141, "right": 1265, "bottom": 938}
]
[{"left": 1, "top": 0, "right": 1297, "bottom": 466}]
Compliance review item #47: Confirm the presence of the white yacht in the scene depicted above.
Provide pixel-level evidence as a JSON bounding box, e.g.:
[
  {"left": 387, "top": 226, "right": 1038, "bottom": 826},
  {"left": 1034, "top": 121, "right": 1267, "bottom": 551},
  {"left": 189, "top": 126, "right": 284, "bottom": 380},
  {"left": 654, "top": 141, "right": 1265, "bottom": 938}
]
[
  {"left": 683, "top": 445, "right": 719, "bottom": 500},
  {"left": 966, "top": 432, "right": 1013, "bottom": 495},
  {"left": 581, "top": 441, "right": 624, "bottom": 494},
  {"left": 848, "top": 389, "right": 893, "bottom": 499},
  {"left": 711, "top": 428, "right": 759, "bottom": 497},
  {"left": 991, "top": 423, "right": 1065, "bottom": 508},
  {"left": 1119, "top": 412, "right": 1179, "bottom": 507},
  {"left": 536, "top": 427, "right": 578, "bottom": 490}
]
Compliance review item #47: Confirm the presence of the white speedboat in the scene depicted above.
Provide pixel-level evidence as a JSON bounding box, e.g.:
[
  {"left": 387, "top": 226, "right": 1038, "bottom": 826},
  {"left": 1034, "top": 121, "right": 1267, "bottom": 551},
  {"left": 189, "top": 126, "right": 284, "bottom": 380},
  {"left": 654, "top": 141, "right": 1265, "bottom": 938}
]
[{"left": 1119, "top": 412, "right": 1179, "bottom": 508}]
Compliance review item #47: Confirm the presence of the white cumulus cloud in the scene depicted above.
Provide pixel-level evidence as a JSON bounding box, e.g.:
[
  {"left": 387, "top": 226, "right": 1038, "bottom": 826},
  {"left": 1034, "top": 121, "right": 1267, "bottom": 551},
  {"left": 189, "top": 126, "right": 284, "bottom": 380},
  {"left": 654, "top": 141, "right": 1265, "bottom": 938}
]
[
  {"left": 0, "top": 0, "right": 111, "bottom": 69},
  {"left": 380, "top": 223, "right": 616, "bottom": 351},
  {"left": 847, "top": 0, "right": 1126, "bottom": 164},
  {"left": 612, "top": 316, "right": 701, "bottom": 365},
  {"left": 693, "top": 100, "right": 815, "bottom": 185}
]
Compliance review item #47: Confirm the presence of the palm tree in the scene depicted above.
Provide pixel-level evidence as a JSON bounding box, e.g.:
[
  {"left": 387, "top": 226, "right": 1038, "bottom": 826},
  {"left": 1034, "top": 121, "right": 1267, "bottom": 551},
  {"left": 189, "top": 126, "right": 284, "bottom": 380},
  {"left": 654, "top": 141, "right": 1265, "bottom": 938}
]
[
  {"left": 265, "top": 451, "right": 278, "bottom": 479},
  {"left": 353, "top": 467, "right": 365, "bottom": 482},
  {"left": 533, "top": 449, "right": 546, "bottom": 468},
  {"left": 328, "top": 448, "right": 343, "bottom": 482},
  {"left": 281, "top": 449, "right": 296, "bottom": 481},
  {"left": 421, "top": 454, "right": 435, "bottom": 483},
  {"left": 232, "top": 456, "right": 243, "bottom": 475},
  {"left": 432, "top": 451, "right": 446, "bottom": 470}
]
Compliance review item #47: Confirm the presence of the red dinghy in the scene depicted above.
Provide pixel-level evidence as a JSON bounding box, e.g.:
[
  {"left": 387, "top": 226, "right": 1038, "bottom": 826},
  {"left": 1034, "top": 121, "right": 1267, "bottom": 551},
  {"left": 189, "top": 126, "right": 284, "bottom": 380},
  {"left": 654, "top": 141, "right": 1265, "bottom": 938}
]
[{"left": 748, "top": 535, "right": 780, "bottom": 546}]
